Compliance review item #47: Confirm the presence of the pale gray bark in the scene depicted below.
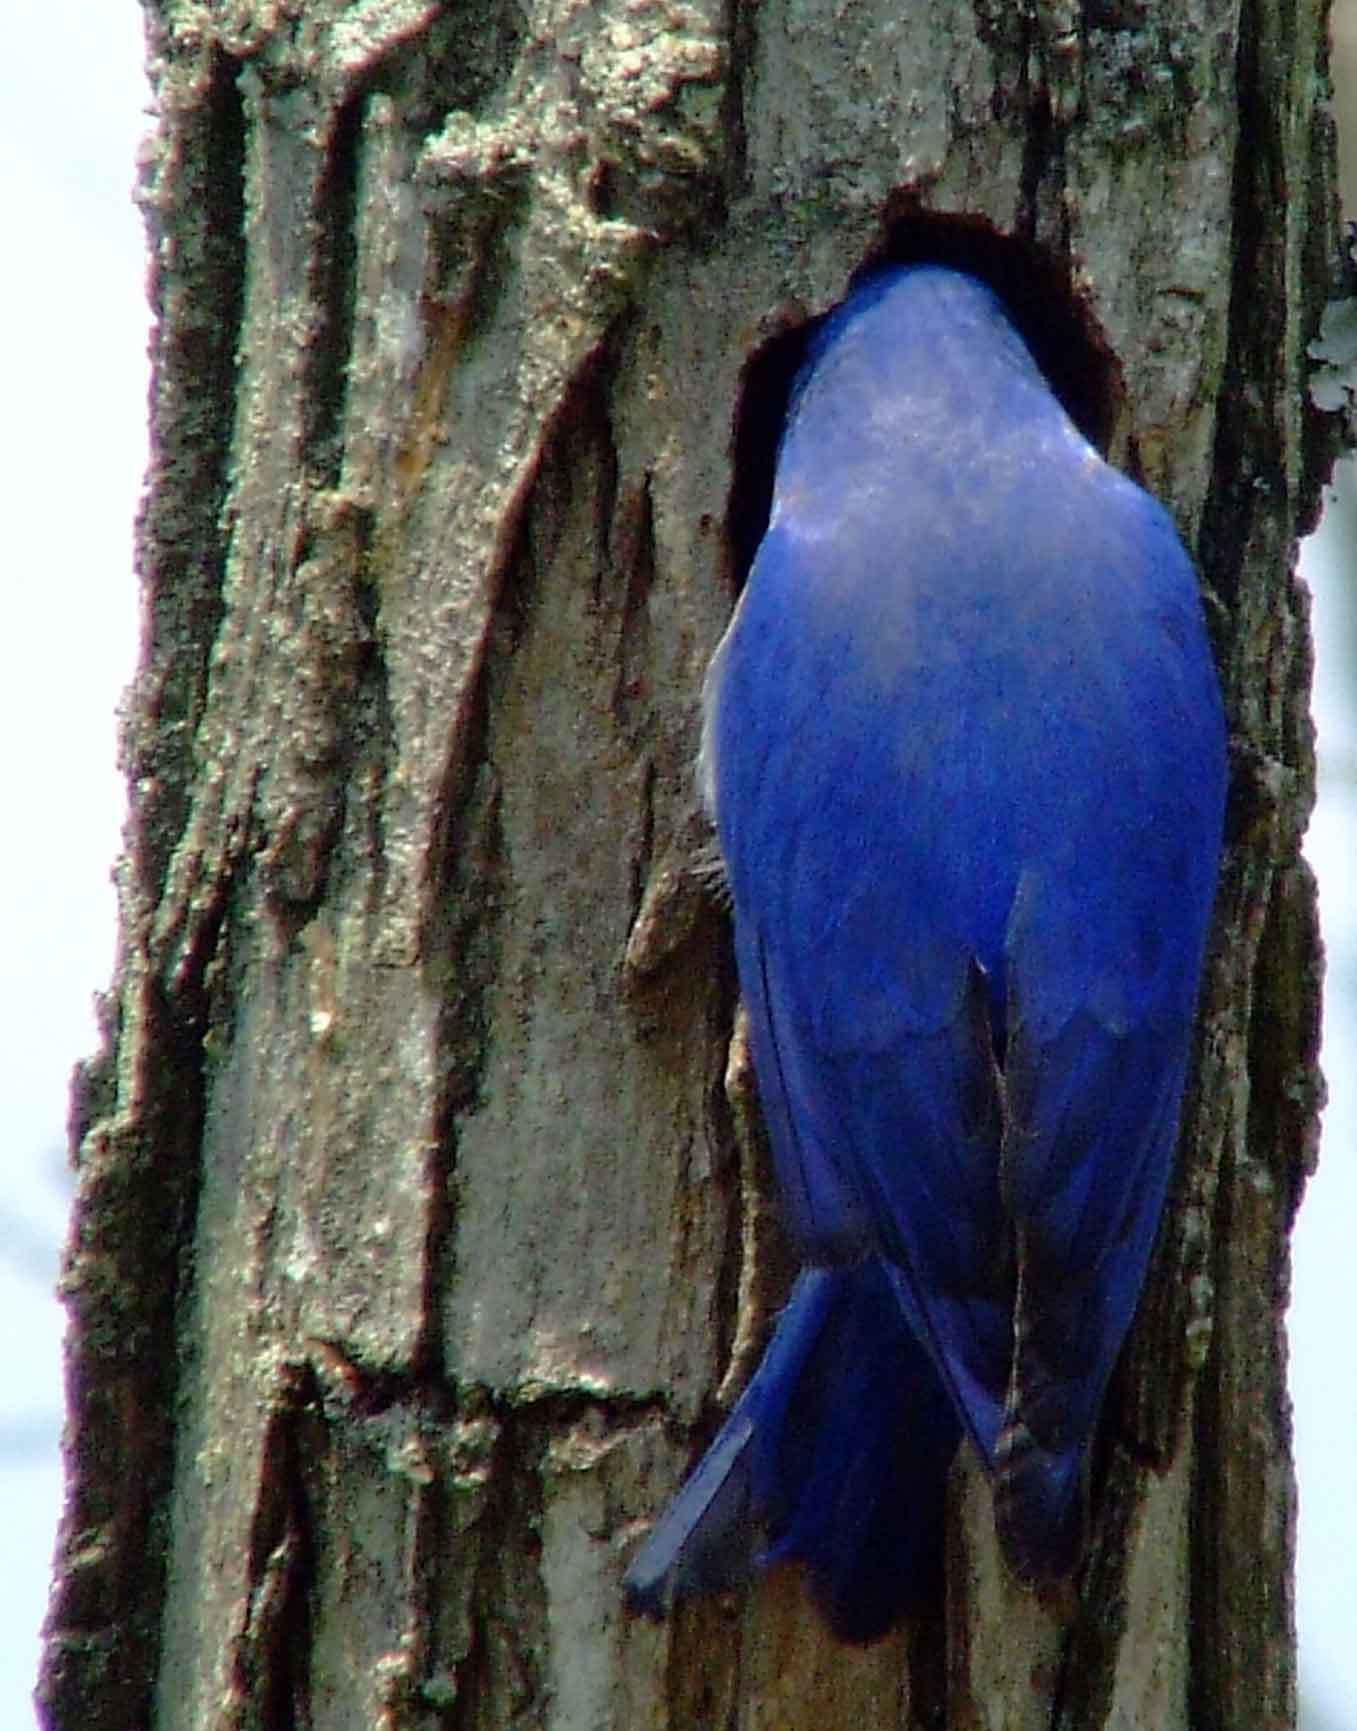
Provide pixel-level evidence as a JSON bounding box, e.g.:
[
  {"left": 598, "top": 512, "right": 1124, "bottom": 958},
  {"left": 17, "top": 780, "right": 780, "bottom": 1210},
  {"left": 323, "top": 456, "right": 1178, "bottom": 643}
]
[{"left": 41, "top": 2, "right": 1337, "bottom": 1728}]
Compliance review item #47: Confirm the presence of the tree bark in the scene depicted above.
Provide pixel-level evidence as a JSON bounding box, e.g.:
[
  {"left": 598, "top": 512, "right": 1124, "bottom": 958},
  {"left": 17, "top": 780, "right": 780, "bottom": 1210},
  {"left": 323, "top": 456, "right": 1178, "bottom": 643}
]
[{"left": 41, "top": 2, "right": 1338, "bottom": 1728}]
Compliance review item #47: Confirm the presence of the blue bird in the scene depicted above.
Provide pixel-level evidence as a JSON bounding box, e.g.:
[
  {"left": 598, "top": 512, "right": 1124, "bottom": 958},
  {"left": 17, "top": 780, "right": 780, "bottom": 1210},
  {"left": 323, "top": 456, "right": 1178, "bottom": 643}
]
[{"left": 624, "top": 263, "right": 1227, "bottom": 1638}]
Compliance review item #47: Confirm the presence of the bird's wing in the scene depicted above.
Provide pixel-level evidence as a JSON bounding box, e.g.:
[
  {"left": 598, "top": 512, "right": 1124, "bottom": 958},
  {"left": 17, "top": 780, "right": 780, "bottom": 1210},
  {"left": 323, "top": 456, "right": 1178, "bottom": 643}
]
[
  {"left": 737, "top": 916, "right": 1013, "bottom": 1461},
  {"left": 990, "top": 1004, "right": 1193, "bottom": 1577}
]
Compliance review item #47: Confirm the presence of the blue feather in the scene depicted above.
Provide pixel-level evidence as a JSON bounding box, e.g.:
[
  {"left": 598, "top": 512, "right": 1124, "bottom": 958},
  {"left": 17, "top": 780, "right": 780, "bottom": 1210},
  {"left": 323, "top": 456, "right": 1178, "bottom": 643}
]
[
  {"left": 624, "top": 1264, "right": 960, "bottom": 1641},
  {"left": 627, "top": 263, "right": 1226, "bottom": 1626}
]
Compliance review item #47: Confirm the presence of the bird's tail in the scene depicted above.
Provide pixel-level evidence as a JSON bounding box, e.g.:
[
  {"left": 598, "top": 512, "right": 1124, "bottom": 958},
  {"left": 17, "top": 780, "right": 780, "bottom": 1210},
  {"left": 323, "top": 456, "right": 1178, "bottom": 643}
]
[
  {"left": 990, "top": 1277, "right": 1092, "bottom": 1583},
  {"left": 623, "top": 1259, "right": 960, "bottom": 1642}
]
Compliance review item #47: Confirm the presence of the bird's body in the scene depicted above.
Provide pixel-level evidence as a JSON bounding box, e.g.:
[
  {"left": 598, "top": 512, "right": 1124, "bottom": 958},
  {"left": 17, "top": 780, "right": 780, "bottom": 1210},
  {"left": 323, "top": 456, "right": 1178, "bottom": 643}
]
[{"left": 625, "top": 265, "right": 1226, "bottom": 1638}]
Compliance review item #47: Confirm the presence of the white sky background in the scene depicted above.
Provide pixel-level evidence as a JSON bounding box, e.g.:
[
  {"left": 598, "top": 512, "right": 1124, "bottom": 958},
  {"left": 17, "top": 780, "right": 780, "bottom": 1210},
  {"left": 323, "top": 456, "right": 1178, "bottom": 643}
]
[
  {"left": 1297, "top": 466, "right": 1357, "bottom": 1731},
  {"left": 2, "top": 3, "right": 146, "bottom": 1725},
  {"left": 1, "top": 4, "right": 1352, "bottom": 1727}
]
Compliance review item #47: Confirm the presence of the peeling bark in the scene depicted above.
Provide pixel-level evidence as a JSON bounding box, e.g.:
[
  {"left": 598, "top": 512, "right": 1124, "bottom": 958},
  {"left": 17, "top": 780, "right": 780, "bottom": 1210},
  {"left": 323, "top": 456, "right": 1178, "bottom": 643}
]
[{"left": 42, "top": 1, "right": 1338, "bottom": 1727}]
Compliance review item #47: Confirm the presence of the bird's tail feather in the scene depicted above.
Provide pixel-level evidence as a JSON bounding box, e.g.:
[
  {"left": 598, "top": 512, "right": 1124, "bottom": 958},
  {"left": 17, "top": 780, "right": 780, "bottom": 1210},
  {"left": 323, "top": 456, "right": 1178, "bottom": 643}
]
[
  {"left": 992, "top": 1411, "right": 1086, "bottom": 1583},
  {"left": 623, "top": 1260, "right": 960, "bottom": 1642}
]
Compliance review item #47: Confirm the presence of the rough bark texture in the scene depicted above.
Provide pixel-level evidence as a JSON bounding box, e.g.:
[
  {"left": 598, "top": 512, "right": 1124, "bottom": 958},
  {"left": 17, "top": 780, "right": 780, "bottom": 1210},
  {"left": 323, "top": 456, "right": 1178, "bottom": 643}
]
[{"left": 41, "top": 2, "right": 1338, "bottom": 1728}]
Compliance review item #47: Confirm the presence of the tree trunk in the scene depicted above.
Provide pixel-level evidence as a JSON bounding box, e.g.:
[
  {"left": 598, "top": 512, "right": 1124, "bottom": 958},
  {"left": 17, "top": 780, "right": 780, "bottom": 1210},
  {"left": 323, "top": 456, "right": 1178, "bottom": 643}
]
[{"left": 41, "top": 2, "right": 1338, "bottom": 1728}]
